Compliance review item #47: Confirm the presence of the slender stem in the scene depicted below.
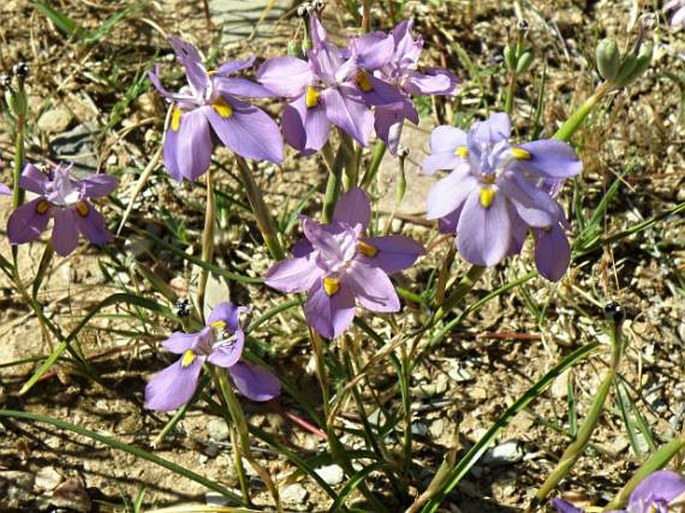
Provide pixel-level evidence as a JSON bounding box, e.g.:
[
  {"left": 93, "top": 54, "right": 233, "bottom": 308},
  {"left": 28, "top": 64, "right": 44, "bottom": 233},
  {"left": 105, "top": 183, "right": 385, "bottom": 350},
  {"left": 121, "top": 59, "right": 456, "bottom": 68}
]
[
  {"left": 12, "top": 116, "right": 25, "bottom": 210},
  {"left": 235, "top": 155, "right": 284, "bottom": 261},
  {"left": 360, "top": 141, "right": 386, "bottom": 189},
  {"left": 433, "top": 264, "right": 486, "bottom": 322},
  {"left": 434, "top": 244, "right": 456, "bottom": 307},
  {"left": 504, "top": 69, "right": 518, "bottom": 116},
  {"left": 309, "top": 328, "right": 330, "bottom": 417},
  {"left": 197, "top": 168, "right": 215, "bottom": 323},
  {"left": 322, "top": 143, "right": 345, "bottom": 224},
  {"left": 361, "top": 0, "right": 371, "bottom": 32},
  {"left": 553, "top": 81, "right": 614, "bottom": 142}
]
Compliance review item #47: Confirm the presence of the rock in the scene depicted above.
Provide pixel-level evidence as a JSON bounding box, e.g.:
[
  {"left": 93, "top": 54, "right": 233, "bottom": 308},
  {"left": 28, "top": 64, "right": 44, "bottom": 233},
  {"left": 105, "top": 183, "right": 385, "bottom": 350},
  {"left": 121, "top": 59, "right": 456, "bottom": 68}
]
[
  {"left": 207, "top": 418, "right": 230, "bottom": 442},
  {"left": 35, "top": 466, "right": 63, "bottom": 491},
  {"left": 483, "top": 439, "right": 524, "bottom": 466},
  {"left": 0, "top": 471, "right": 35, "bottom": 502},
  {"left": 206, "top": 491, "right": 230, "bottom": 506},
  {"left": 447, "top": 360, "right": 473, "bottom": 382},
  {"left": 411, "top": 422, "right": 428, "bottom": 436},
  {"left": 49, "top": 122, "right": 99, "bottom": 172},
  {"left": 50, "top": 476, "right": 91, "bottom": 513},
  {"left": 37, "top": 107, "right": 73, "bottom": 133},
  {"left": 314, "top": 464, "right": 344, "bottom": 486},
  {"left": 281, "top": 483, "right": 308, "bottom": 505}
]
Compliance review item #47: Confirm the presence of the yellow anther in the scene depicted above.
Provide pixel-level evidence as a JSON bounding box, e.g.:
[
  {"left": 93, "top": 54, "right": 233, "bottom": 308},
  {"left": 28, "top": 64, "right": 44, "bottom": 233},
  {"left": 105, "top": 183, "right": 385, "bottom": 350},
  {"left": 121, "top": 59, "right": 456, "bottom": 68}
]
[
  {"left": 210, "top": 320, "right": 227, "bottom": 329},
  {"left": 482, "top": 174, "right": 496, "bottom": 184},
  {"left": 479, "top": 187, "right": 496, "bottom": 208},
  {"left": 181, "top": 349, "right": 197, "bottom": 367},
  {"left": 357, "top": 241, "right": 378, "bottom": 258},
  {"left": 305, "top": 86, "right": 321, "bottom": 108},
  {"left": 75, "top": 201, "right": 89, "bottom": 217},
  {"left": 323, "top": 277, "right": 341, "bottom": 296},
  {"left": 455, "top": 146, "right": 469, "bottom": 158},
  {"left": 511, "top": 147, "right": 532, "bottom": 160},
  {"left": 354, "top": 70, "right": 374, "bottom": 92},
  {"left": 35, "top": 199, "right": 51, "bottom": 215},
  {"left": 171, "top": 107, "right": 182, "bottom": 132},
  {"left": 212, "top": 97, "right": 234, "bottom": 118}
]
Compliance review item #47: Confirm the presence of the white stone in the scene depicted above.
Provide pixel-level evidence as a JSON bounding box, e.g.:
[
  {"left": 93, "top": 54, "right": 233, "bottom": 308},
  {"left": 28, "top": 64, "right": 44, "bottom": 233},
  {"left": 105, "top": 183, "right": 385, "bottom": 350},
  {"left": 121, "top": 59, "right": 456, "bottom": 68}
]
[{"left": 314, "top": 464, "right": 344, "bottom": 486}]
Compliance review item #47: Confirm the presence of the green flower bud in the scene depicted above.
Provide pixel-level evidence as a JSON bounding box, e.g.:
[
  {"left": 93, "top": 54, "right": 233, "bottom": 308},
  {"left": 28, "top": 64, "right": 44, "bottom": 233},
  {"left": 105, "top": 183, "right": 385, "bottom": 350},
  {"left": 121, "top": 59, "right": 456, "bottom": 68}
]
[
  {"left": 613, "top": 53, "right": 638, "bottom": 87},
  {"left": 595, "top": 38, "right": 620, "bottom": 80},
  {"left": 287, "top": 39, "right": 304, "bottom": 59},
  {"left": 614, "top": 42, "right": 652, "bottom": 88},
  {"left": 5, "top": 87, "right": 27, "bottom": 118},
  {"left": 515, "top": 50, "right": 534, "bottom": 74},
  {"left": 503, "top": 44, "right": 516, "bottom": 71}
]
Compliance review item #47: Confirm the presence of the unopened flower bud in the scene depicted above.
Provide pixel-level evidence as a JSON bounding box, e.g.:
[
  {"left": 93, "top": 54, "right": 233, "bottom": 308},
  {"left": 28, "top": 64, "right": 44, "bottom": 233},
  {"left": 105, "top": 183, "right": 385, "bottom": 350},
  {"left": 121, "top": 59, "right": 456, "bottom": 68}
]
[
  {"left": 604, "top": 301, "right": 625, "bottom": 323},
  {"left": 12, "top": 62, "right": 29, "bottom": 80},
  {"left": 287, "top": 39, "right": 304, "bottom": 59},
  {"left": 595, "top": 38, "right": 620, "bottom": 80},
  {"left": 515, "top": 49, "right": 534, "bottom": 73},
  {"left": 503, "top": 44, "right": 517, "bottom": 71},
  {"left": 614, "top": 42, "right": 652, "bottom": 88},
  {"left": 517, "top": 19, "right": 529, "bottom": 32},
  {"left": 5, "top": 87, "right": 27, "bottom": 118}
]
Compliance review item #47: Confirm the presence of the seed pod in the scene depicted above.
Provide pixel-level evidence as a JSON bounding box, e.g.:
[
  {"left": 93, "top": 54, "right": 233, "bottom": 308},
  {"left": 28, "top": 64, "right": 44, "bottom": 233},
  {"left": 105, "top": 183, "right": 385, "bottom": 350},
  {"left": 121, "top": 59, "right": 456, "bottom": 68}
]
[
  {"left": 595, "top": 38, "right": 620, "bottom": 80},
  {"left": 613, "top": 52, "right": 638, "bottom": 87},
  {"left": 503, "top": 44, "right": 517, "bottom": 71},
  {"left": 287, "top": 39, "right": 304, "bottom": 59},
  {"left": 515, "top": 49, "right": 534, "bottom": 74},
  {"left": 623, "top": 42, "right": 652, "bottom": 85}
]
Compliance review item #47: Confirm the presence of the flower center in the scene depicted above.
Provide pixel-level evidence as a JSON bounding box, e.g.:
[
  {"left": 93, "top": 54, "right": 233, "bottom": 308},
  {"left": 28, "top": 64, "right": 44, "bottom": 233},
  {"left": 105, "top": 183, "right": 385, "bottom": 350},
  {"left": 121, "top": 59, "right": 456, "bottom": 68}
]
[
  {"left": 357, "top": 241, "right": 378, "bottom": 258},
  {"left": 323, "top": 277, "right": 341, "bottom": 296},
  {"left": 455, "top": 146, "right": 469, "bottom": 158},
  {"left": 75, "top": 201, "right": 89, "bottom": 217},
  {"left": 354, "top": 70, "right": 374, "bottom": 92},
  {"left": 211, "top": 97, "right": 233, "bottom": 118},
  {"left": 511, "top": 147, "right": 532, "bottom": 160},
  {"left": 479, "top": 187, "right": 496, "bottom": 208},
  {"left": 305, "top": 86, "right": 321, "bottom": 108},
  {"left": 171, "top": 107, "right": 183, "bottom": 132},
  {"left": 181, "top": 349, "right": 197, "bottom": 367}
]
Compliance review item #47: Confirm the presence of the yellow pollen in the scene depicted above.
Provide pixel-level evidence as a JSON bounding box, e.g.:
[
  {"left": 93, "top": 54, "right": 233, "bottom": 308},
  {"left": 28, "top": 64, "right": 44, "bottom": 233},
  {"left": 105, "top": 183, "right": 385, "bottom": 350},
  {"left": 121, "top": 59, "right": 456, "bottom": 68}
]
[
  {"left": 479, "top": 187, "right": 496, "bottom": 208},
  {"left": 208, "top": 70, "right": 217, "bottom": 76},
  {"left": 482, "top": 174, "right": 496, "bottom": 184},
  {"left": 75, "top": 201, "right": 89, "bottom": 217},
  {"left": 210, "top": 320, "right": 226, "bottom": 329},
  {"left": 305, "top": 86, "right": 321, "bottom": 108},
  {"left": 511, "top": 147, "right": 532, "bottom": 160},
  {"left": 212, "top": 97, "right": 234, "bottom": 118},
  {"left": 36, "top": 199, "right": 51, "bottom": 215},
  {"left": 354, "top": 70, "right": 374, "bottom": 92},
  {"left": 357, "top": 241, "right": 378, "bottom": 258},
  {"left": 181, "top": 349, "right": 197, "bottom": 367},
  {"left": 323, "top": 277, "right": 341, "bottom": 296},
  {"left": 455, "top": 146, "right": 469, "bottom": 158},
  {"left": 171, "top": 107, "right": 182, "bottom": 132}
]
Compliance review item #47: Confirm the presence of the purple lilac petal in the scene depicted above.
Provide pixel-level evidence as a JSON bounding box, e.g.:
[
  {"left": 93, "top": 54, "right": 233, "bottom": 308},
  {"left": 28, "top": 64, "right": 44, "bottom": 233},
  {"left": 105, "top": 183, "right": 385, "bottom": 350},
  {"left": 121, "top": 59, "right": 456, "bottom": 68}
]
[
  {"left": 516, "top": 140, "right": 583, "bottom": 178},
  {"left": 163, "top": 330, "right": 208, "bottom": 354},
  {"left": 81, "top": 174, "right": 117, "bottom": 198},
  {"left": 213, "top": 77, "right": 274, "bottom": 99},
  {"left": 346, "top": 261, "right": 400, "bottom": 313},
  {"left": 629, "top": 470, "right": 685, "bottom": 508},
  {"left": 359, "top": 74, "right": 408, "bottom": 106},
  {"left": 19, "top": 163, "right": 49, "bottom": 194},
  {"left": 207, "top": 302, "right": 245, "bottom": 333},
  {"left": 426, "top": 165, "right": 477, "bottom": 220},
  {"left": 305, "top": 278, "right": 356, "bottom": 339},
  {"left": 215, "top": 54, "right": 257, "bottom": 75},
  {"left": 0, "top": 183, "right": 10, "bottom": 195},
  {"left": 374, "top": 105, "right": 406, "bottom": 154},
  {"left": 302, "top": 218, "right": 356, "bottom": 265},
  {"left": 207, "top": 331, "right": 244, "bottom": 368},
  {"left": 360, "top": 235, "right": 425, "bottom": 274},
  {"left": 437, "top": 204, "right": 463, "bottom": 234},
  {"left": 551, "top": 499, "right": 585, "bottom": 513},
  {"left": 292, "top": 238, "right": 314, "bottom": 257},
  {"left": 164, "top": 107, "right": 213, "bottom": 182},
  {"left": 534, "top": 224, "right": 570, "bottom": 281},
  {"left": 469, "top": 112, "right": 511, "bottom": 151},
  {"left": 282, "top": 95, "right": 330, "bottom": 154},
  {"left": 497, "top": 173, "right": 558, "bottom": 227},
  {"left": 51, "top": 208, "right": 80, "bottom": 256},
  {"left": 144, "top": 356, "right": 204, "bottom": 411},
  {"left": 422, "top": 125, "right": 468, "bottom": 175},
  {"left": 264, "top": 255, "right": 322, "bottom": 293},
  {"left": 257, "top": 56, "right": 312, "bottom": 97},
  {"left": 310, "top": 14, "right": 329, "bottom": 48},
  {"left": 457, "top": 191, "right": 512, "bottom": 267},
  {"left": 333, "top": 186, "right": 371, "bottom": 231},
  {"left": 168, "top": 37, "right": 210, "bottom": 99},
  {"left": 351, "top": 31, "right": 395, "bottom": 69},
  {"left": 74, "top": 203, "right": 112, "bottom": 245},
  {"left": 322, "top": 86, "right": 373, "bottom": 146},
  {"left": 229, "top": 361, "right": 281, "bottom": 401},
  {"left": 7, "top": 198, "right": 50, "bottom": 244},
  {"left": 404, "top": 68, "right": 457, "bottom": 96},
  {"left": 506, "top": 205, "right": 529, "bottom": 257},
  {"left": 205, "top": 97, "right": 283, "bottom": 164}
]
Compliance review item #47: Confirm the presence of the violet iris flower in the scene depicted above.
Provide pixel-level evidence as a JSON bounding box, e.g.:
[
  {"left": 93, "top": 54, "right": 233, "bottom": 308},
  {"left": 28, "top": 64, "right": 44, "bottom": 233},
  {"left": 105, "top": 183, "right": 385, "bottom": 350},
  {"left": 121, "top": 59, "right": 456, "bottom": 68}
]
[
  {"left": 0, "top": 184, "right": 10, "bottom": 195},
  {"left": 264, "top": 187, "right": 425, "bottom": 339},
  {"left": 552, "top": 470, "right": 685, "bottom": 513},
  {"left": 665, "top": 0, "right": 685, "bottom": 28},
  {"left": 422, "top": 112, "right": 582, "bottom": 280},
  {"left": 145, "top": 302, "right": 281, "bottom": 411},
  {"left": 353, "top": 19, "right": 458, "bottom": 153},
  {"left": 257, "top": 15, "right": 403, "bottom": 155},
  {"left": 7, "top": 163, "right": 116, "bottom": 256},
  {"left": 149, "top": 37, "right": 283, "bottom": 182}
]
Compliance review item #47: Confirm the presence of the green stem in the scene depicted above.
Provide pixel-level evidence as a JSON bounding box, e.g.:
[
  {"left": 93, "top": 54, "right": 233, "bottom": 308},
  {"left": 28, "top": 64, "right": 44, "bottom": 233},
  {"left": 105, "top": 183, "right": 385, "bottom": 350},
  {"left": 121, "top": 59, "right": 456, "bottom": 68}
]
[
  {"left": 12, "top": 116, "right": 25, "bottom": 210},
  {"left": 434, "top": 244, "right": 456, "bottom": 307},
  {"left": 504, "top": 69, "right": 518, "bottom": 116},
  {"left": 235, "top": 155, "right": 284, "bottom": 261},
  {"left": 553, "top": 81, "right": 613, "bottom": 142},
  {"left": 360, "top": 141, "right": 387, "bottom": 189},
  {"left": 322, "top": 143, "right": 345, "bottom": 224},
  {"left": 433, "top": 264, "right": 486, "bottom": 322},
  {"left": 197, "top": 167, "right": 215, "bottom": 322}
]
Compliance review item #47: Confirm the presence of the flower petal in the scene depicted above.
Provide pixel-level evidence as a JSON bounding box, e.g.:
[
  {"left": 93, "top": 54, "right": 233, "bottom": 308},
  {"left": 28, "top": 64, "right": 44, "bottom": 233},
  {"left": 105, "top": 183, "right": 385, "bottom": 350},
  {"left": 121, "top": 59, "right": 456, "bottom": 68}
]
[
  {"left": 229, "top": 361, "right": 281, "bottom": 402},
  {"left": 516, "top": 140, "right": 583, "bottom": 179},
  {"left": 207, "top": 302, "right": 245, "bottom": 333},
  {"left": 144, "top": 356, "right": 204, "bottom": 411},
  {"left": 162, "top": 330, "right": 207, "bottom": 354},
  {"left": 305, "top": 278, "right": 356, "bottom": 339},
  {"left": 206, "top": 97, "right": 283, "bottom": 164},
  {"left": 264, "top": 254, "right": 322, "bottom": 293},
  {"left": 168, "top": 37, "right": 211, "bottom": 99},
  {"left": 19, "top": 164, "right": 49, "bottom": 194},
  {"left": 216, "top": 54, "right": 257, "bottom": 75},
  {"left": 81, "top": 174, "right": 117, "bottom": 197},
  {"left": 360, "top": 235, "right": 425, "bottom": 274},
  {"left": 0, "top": 183, "right": 10, "bottom": 195},
  {"left": 346, "top": 261, "right": 400, "bottom": 313},
  {"left": 213, "top": 77, "right": 274, "bottom": 99},
  {"left": 404, "top": 69, "right": 458, "bottom": 96},
  {"left": 351, "top": 31, "right": 395, "bottom": 69},
  {"left": 426, "top": 164, "right": 477, "bottom": 220},
  {"left": 322, "top": 86, "right": 373, "bottom": 147},
  {"left": 498, "top": 173, "right": 558, "bottom": 227},
  {"left": 207, "top": 330, "right": 244, "bottom": 368},
  {"left": 74, "top": 202, "right": 112, "bottom": 246},
  {"left": 628, "top": 470, "right": 685, "bottom": 507},
  {"left": 550, "top": 499, "right": 585, "bottom": 513},
  {"left": 257, "top": 56, "right": 312, "bottom": 97},
  {"left": 52, "top": 208, "right": 80, "bottom": 256},
  {"left": 456, "top": 188, "right": 511, "bottom": 267},
  {"left": 282, "top": 95, "right": 330, "bottom": 155},
  {"left": 333, "top": 187, "right": 371, "bottom": 231},
  {"left": 535, "top": 224, "right": 570, "bottom": 281},
  {"left": 164, "top": 107, "right": 213, "bottom": 182},
  {"left": 7, "top": 198, "right": 50, "bottom": 244}
]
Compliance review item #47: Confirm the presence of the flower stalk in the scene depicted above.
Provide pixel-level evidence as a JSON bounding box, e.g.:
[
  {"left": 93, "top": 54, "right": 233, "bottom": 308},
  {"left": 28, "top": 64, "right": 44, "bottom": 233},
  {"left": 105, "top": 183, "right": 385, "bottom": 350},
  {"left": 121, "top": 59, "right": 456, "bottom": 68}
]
[{"left": 197, "top": 167, "right": 216, "bottom": 322}]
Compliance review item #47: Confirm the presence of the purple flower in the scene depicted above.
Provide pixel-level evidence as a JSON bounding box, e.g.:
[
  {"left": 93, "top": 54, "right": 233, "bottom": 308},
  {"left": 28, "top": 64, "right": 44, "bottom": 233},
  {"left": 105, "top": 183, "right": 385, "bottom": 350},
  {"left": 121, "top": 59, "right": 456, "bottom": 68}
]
[
  {"left": 145, "top": 302, "right": 281, "bottom": 411},
  {"left": 257, "top": 15, "right": 403, "bottom": 155},
  {"left": 7, "top": 163, "right": 116, "bottom": 256},
  {"left": 422, "top": 113, "right": 582, "bottom": 280},
  {"left": 264, "top": 187, "right": 425, "bottom": 339},
  {"left": 0, "top": 183, "right": 10, "bottom": 195},
  {"left": 353, "top": 20, "right": 457, "bottom": 153},
  {"left": 552, "top": 470, "right": 685, "bottom": 513},
  {"left": 149, "top": 37, "right": 283, "bottom": 182},
  {"left": 665, "top": 0, "right": 685, "bottom": 28}
]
